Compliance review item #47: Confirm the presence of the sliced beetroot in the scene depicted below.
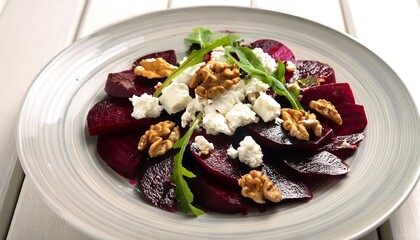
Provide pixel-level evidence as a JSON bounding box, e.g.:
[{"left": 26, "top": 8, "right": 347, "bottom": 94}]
[
  {"left": 261, "top": 163, "right": 312, "bottom": 200},
  {"left": 285, "top": 60, "right": 336, "bottom": 86},
  {"left": 284, "top": 151, "right": 349, "bottom": 176},
  {"left": 188, "top": 174, "right": 248, "bottom": 214},
  {"left": 318, "top": 103, "right": 367, "bottom": 136},
  {"left": 132, "top": 49, "right": 177, "bottom": 68},
  {"left": 247, "top": 121, "right": 333, "bottom": 151},
  {"left": 97, "top": 133, "right": 145, "bottom": 180},
  {"left": 247, "top": 39, "right": 295, "bottom": 61},
  {"left": 320, "top": 133, "right": 365, "bottom": 160},
  {"left": 300, "top": 83, "right": 355, "bottom": 107},
  {"left": 189, "top": 133, "right": 241, "bottom": 188},
  {"left": 137, "top": 152, "right": 177, "bottom": 212},
  {"left": 104, "top": 69, "right": 157, "bottom": 98},
  {"left": 86, "top": 98, "right": 161, "bottom": 136}
]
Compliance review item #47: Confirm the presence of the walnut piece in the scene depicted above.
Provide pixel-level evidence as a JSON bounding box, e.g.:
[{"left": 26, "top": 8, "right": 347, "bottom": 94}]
[
  {"left": 238, "top": 170, "right": 282, "bottom": 204},
  {"left": 138, "top": 120, "right": 181, "bottom": 157},
  {"left": 281, "top": 108, "right": 323, "bottom": 140},
  {"left": 309, "top": 99, "right": 343, "bottom": 125},
  {"left": 134, "top": 58, "right": 177, "bottom": 79},
  {"left": 188, "top": 61, "right": 240, "bottom": 98}
]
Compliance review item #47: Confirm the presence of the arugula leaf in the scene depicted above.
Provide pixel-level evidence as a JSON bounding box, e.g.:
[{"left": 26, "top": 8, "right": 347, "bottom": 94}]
[
  {"left": 153, "top": 34, "right": 239, "bottom": 97},
  {"left": 224, "top": 41, "right": 303, "bottom": 110},
  {"left": 277, "top": 60, "right": 286, "bottom": 84},
  {"left": 184, "top": 27, "right": 223, "bottom": 48},
  {"left": 171, "top": 112, "right": 204, "bottom": 216}
]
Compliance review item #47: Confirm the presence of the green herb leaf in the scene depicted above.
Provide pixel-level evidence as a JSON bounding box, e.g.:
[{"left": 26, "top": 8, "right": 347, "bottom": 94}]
[
  {"left": 277, "top": 60, "right": 286, "bottom": 84},
  {"left": 224, "top": 42, "right": 303, "bottom": 110},
  {"left": 171, "top": 112, "right": 204, "bottom": 216},
  {"left": 153, "top": 34, "right": 239, "bottom": 97},
  {"left": 184, "top": 27, "right": 223, "bottom": 48}
]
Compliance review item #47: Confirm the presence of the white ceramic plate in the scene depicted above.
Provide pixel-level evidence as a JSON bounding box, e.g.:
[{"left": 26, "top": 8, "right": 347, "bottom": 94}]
[{"left": 16, "top": 7, "right": 419, "bottom": 240}]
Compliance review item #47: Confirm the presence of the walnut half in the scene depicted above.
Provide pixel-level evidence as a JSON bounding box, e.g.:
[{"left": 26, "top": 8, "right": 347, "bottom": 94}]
[
  {"left": 281, "top": 108, "right": 323, "bottom": 140},
  {"left": 238, "top": 170, "right": 282, "bottom": 204},
  {"left": 188, "top": 61, "right": 240, "bottom": 98},
  {"left": 309, "top": 99, "right": 343, "bottom": 125},
  {"left": 138, "top": 120, "right": 181, "bottom": 158},
  {"left": 134, "top": 58, "right": 177, "bottom": 79}
]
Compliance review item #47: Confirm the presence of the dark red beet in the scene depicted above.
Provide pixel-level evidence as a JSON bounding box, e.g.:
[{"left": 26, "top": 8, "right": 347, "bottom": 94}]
[
  {"left": 86, "top": 98, "right": 160, "bottom": 136},
  {"left": 247, "top": 121, "right": 333, "bottom": 151},
  {"left": 137, "top": 152, "right": 177, "bottom": 212},
  {"left": 261, "top": 163, "right": 312, "bottom": 200},
  {"left": 104, "top": 70, "right": 157, "bottom": 98},
  {"left": 188, "top": 166, "right": 247, "bottom": 214},
  {"left": 318, "top": 104, "right": 367, "bottom": 136},
  {"left": 189, "top": 133, "right": 241, "bottom": 188},
  {"left": 247, "top": 39, "right": 295, "bottom": 61},
  {"left": 320, "top": 133, "right": 365, "bottom": 160},
  {"left": 300, "top": 83, "right": 355, "bottom": 107},
  {"left": 97, "top": 133, "right": 145, "bottom": 179},
  {"left": 132, "top": 49, "right": 177, "bottom": 68},
  {"left": 284, "top": 151, "right": 349, "bottom": 176},
  {"left": 285, "top": 60, "right": 336, "bottom": 86}
]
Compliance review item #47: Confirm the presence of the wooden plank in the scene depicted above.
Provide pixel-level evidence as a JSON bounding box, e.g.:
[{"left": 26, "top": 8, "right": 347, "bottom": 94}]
[
  {"left": 7, "top": 180, "right": 92, "bottom": 240},
  {"left": 0, "top": 0, "right": 86, "bottom": 239},
  {"left": 78, "top": 0, "right": 169, "bottom": 38},
  {"left": 255, "top": 0, "right": 346, "bottom": 32},
  {"left": 6, "top": 0, "right": 169, "bottom": 239}
]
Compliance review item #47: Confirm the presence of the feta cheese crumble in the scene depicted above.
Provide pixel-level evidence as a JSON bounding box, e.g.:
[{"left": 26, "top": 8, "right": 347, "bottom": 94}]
[
  {"left": 191, "top": 135, "right": 214, "bottom": 155},
  {"left": 227, "top": 145, "right": 238, "bottom": 159},
  {"left": 172, "top": 62, "right": 205, "bottom": 85},
  {"left": 237, "top": 136, "right": 263, "bottom": 168},
  {"left": 159, "top": 82, "right": 192, "bottom": 114},
  {"left": 225, "top": 102, "right": 259, "bottom": 132},
  {"left": 210, "top": 46, "right": 228, "bottom": 63},
  {"left": 252, "top": 92, "right": 281, "bottom": 122},
  {"left": 130, "top": 93, "right": 163, "bottom": 119},
  {"left": 252, "top": 47, "right": 278, "bottom": 74},
  {"left": 202, "top": 112, "right": 232, "bottom": 135}
]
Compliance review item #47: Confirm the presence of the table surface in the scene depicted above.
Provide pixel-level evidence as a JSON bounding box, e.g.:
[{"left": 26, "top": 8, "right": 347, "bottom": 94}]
[{"left": 1, "top": 0, "right": 419, "bottom": 239}]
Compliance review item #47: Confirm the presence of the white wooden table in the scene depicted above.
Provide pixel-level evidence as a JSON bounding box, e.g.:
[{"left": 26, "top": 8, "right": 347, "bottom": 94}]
[{"left": 1, "top": 0, "right": 419, "bottom": 239}]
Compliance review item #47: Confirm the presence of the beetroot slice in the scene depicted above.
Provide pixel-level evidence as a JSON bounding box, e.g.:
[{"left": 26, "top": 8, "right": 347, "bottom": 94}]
[
  {"left": 137, "top": 152, "right": 177, "bottom": 212},
  {"left": 132, "top": 49, "right": 177, "bottom": 68},
  {"left": 300, "top": 83, "right": 355, "bottom": 107},
  {"left": 247, "top": 121, "right": 333, "bottom": 151},
  {"left": 247, "top": 39, "right": 295, "bottom": 61},
  {"left": 261, "top": 163, "right": 312, "bottom": 200},
  {"left": 317, "top": 103, "right": 367, "bottom": 136},
  {"left": 320, "top": 133, "right": 365, "bottom": 160},
  {"left": 86, "top": 98, "right": 160, "bottom": 136},
  {"left": 97, "top": 133, "right": 145, "bottom": 180},
  {"left": 284, "top": 151, "right": 349, "bottom": 176},
  {"left": 188, "top": 174, "right": 248, "bottom": 214},
  {"left": 189, "top": 133, "right": 241, "bottom": 188},
  {"left": 285, "top": 60, "right": 336, "bottom": 86},
  {"left": 104, "top": 69, "right": 157, "bottom": 98}
]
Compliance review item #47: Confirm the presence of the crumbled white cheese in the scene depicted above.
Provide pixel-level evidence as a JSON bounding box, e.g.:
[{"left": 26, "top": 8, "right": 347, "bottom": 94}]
[
  {"left": 180, "top": 98, "right": 202, "bottom": 128},
  {"left": 130, "top": 93, "right": 163, "bottom": 120},
  {"left": 252, "top": 92, "right": 281, "bottom": 122},
  {"left": 225, "top": 102, "right": 259, "bottom": 132},
  {"left": 243, "top": 76, "right": 270, "bottom": 95},
  {"left": 202, "top": 112, "right": 232, "bottom": 135},
  {"left": 274, "top": 117, "right": 283, "bottom": 125},
  {"left": 202, "top": 81, "right": 245, "bottom": 115},
  {"left": 237, "top": 136, "right": 263, "bottom": 168},
  {"left": 172, "top": 62, "right": 205, "bottom": 85},
  {"left": 159, "top": 82, "right": 192, "bottom": 114},
  {"left": 285, "top": 60, "right": 296, "bottom": 72},
  {"left": 191, "top": 135, "right": 214, "bottom": 155},
  {"left": 210, "top": 46, "right": 228, "bottom": 63},
  {"left": 252, "top": 48, "right": 278, "bottom": 74},
  {"left": 227, "top": 145, "right": 238, "bottom": 159}
]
